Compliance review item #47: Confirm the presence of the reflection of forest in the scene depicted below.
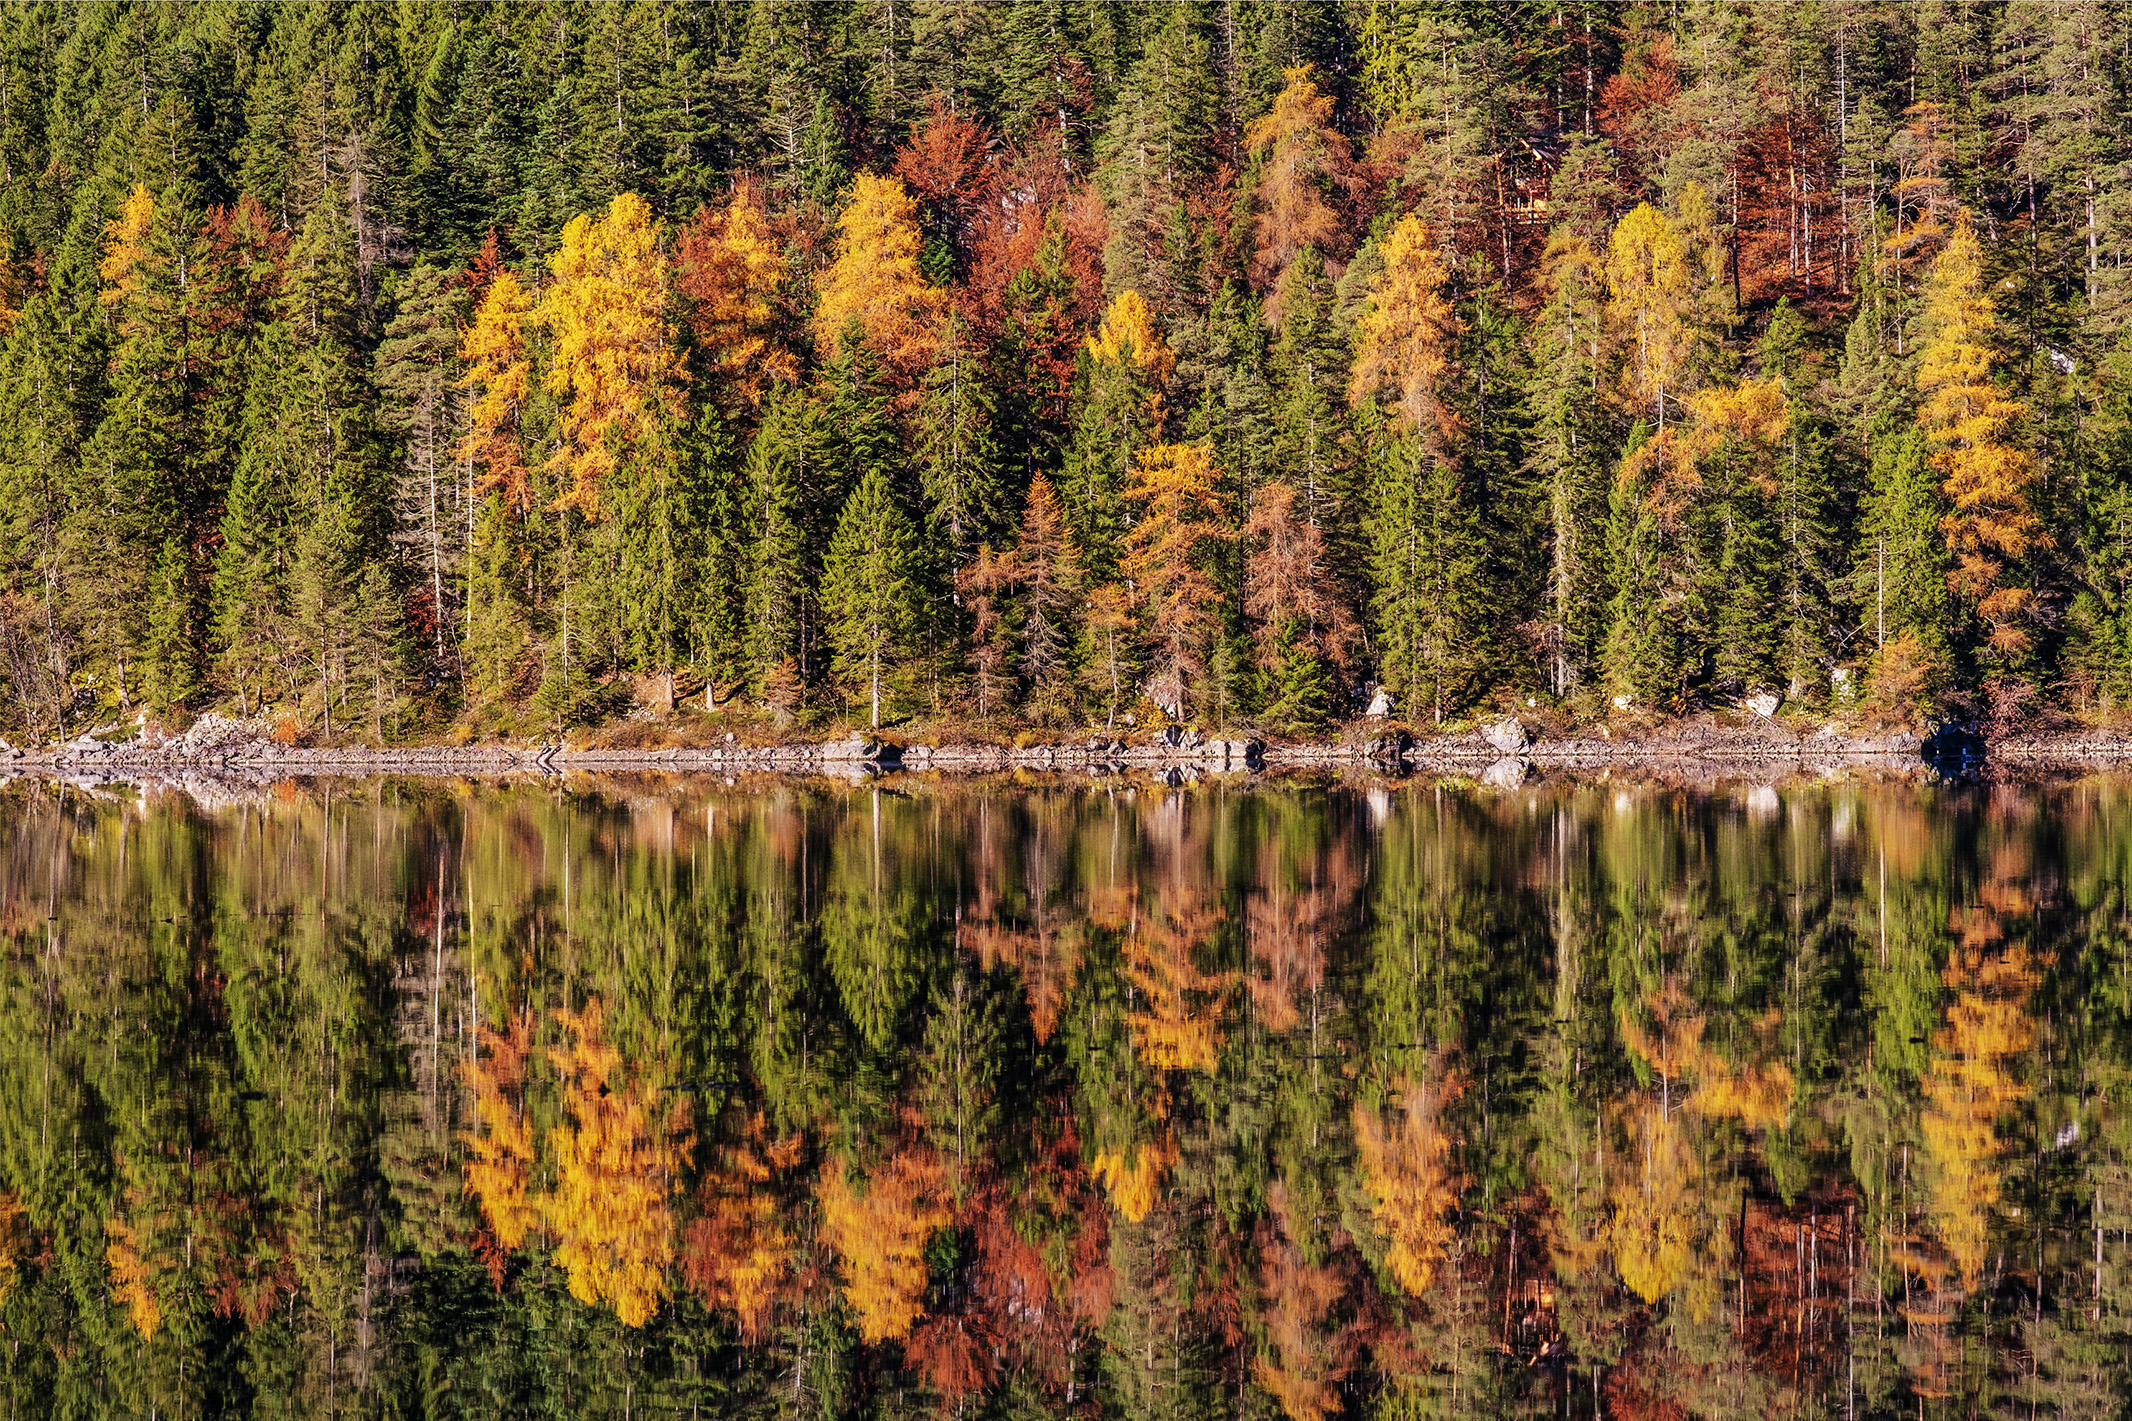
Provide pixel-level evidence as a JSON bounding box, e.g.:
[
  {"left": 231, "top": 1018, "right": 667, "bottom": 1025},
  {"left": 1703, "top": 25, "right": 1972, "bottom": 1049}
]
[{"left": 0, "top": 771, "right": 2122, "bottom": 1417}]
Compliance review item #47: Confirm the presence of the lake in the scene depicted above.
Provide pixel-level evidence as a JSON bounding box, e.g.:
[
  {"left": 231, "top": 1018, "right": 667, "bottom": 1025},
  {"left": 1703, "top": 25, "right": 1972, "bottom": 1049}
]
[{"left": 0, "top": 768, "right": 2122, "bottom": 1417}]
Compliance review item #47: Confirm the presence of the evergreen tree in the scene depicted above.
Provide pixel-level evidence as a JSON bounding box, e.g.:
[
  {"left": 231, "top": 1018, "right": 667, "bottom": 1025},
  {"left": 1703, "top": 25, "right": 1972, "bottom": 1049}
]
[{"left": 821, "top": 465, "right": 923, "bottom": 727}]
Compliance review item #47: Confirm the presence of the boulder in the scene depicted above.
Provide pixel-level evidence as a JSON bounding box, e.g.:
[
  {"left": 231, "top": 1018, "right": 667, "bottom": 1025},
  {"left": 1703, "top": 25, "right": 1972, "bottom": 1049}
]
[
  {"left": 1611, "top": 694, "right": 1634, "bottom": 711},
  {"left": 821, "top": 734, "right": 900, "bottom": 766},
  {"left": 1365, "top": 686, "right": 1395, "bottom": 718},
  {"left": 1745, "top": 690, "right": 1781, "bottom": 719},
  {"left": 1480, "top": 716, "right": 1528, "bottom": 755}
]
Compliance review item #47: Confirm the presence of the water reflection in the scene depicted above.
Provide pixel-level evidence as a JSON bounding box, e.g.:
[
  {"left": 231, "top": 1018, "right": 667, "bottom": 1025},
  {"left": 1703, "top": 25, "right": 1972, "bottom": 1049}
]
[{"left": 0, "top": 771, "right": 2122, "bottom": 1417}]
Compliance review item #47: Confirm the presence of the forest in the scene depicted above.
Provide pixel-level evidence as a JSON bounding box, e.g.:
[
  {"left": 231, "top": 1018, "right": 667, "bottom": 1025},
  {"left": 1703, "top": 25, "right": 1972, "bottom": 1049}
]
[
  {"left": 1, "top": 1, "right": 2130, "bottom": 742},
  {"left": 0, "top": 773, "right": 2126, "bottom": 1418}
]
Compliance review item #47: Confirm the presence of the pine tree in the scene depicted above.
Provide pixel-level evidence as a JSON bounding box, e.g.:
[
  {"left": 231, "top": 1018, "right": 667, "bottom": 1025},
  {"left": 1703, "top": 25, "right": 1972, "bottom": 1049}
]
[
  {"left": 1370, "top": 432, "right": 1488, "bottom": 725},
  {"left": 1267, "top": 245, "right": 1356, "bottom": 531},
  {"left": 821, "top": 464, "right": 922, "bottom": 727},
  {"left": 375, "top": 264, "right": 468, "bottom": 672},
  {"left": 741, "top": 387, "right": 829, "bottom": 692}
]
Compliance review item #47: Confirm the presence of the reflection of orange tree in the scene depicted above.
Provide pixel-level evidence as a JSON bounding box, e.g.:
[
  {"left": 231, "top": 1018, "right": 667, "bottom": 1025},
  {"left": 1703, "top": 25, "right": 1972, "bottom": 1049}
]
[
  {"left": 681, "top": 1113, "right": 805, "bottom": 1342},
  {"left": 1091, "top": 1135, "right": 1178, "bottom": 1223},
  {"left": 461, "top": 998, "right": 692, "bottom": 1327},
  {"left": 1353, "top": 1068, "right": 1462, "bottom": 1294},
  {"left": 1125, "top": 900, "right": 1236, "bottom": 1073},
  {"left": 1247, "top": 837, "right": 1361, "bottom": 1035},
  {"left": 817, "top": 1147, "right": 952, "bottom": 1344},
  {"left": 1252, "top": 1186, "right": 1369, "bottom": 1421},
  {"left": 105, "top": 1194, "right": 173, "bottom": 1340}
]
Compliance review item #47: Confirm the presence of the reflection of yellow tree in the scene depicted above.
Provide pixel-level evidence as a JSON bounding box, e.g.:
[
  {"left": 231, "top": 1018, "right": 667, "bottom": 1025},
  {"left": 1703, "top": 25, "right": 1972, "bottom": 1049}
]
[
  {"left": 1353, "top": 1070, "right": 1462, "bottom": 1294},
  {"left": 1125, "top": 901, "right": 1236, "bottom": 1073},
  {"left": 105, "top": 1198, "right": 171, "bottom": 1340},
  {"left": 545, "top": 1001, "right": 693, "bottom": 1327},
  {"left": 683, "top": 1113, "right": 804, "bottom": 1342},
  {"left": 1091, "top": 1135, "right": 1178, "bottom": 1224},
  {"left": 1923, "top": 871, "right": 2037, "bottom": 1288},
  {"left": 1607, "top": 1100, "right": 1698, "bottom": 1306},
  {"left": 1619, "top": 980, "right": 1794, "bottom": 1132},
  {"left": 818, "top": 1149, "right": 951, "bottom": 1344},
  {"left": 461, "top": 1000, "right": 691, "bottom": 1328}
]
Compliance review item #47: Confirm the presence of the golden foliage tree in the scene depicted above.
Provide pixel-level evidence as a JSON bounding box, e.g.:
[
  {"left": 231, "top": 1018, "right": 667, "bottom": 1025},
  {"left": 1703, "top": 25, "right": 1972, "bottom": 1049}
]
[
  {"left": 458, "top": 269, "right": 535, "bottom": 508},
  {"left": 676, "top": 184, "right": 795, "bottom": 405},
  {"left": 1604, "top": 202, "right": 1695, "bottom": 427},
  {"left": 1091, "top": 1135, "right": 1178, "bottom": 1224},
  {"left": 817, "top": 1148, "right": 951, "bottom": 1344},
  {"left": 1348, "top": 214, "right": 1461, "bottom": 446},
  {"left": 1086, "top": 288, "right": 1175, "bottom": 407},
  {"left": 1916, "top": 214, "right": 2046, "bottom": 665},
  {"left": 99, "top": 183, "right": 155, "bottom": 309},
  {"left": 811, "top": 172, "right": 941, "bottom": 382},
  {"left": 1353, "top": 1071, "right": 1461, "bottom": 1294},
  {"left": 1923, "top": 855, "right": 2038, "bottom": 1288},
  {"left": 1605, "top": 1100, "right": 1699, "bottom": 1305},
  {"left": 1120, "top": 442, "right": 1230, "bottom": 717},
  {"left": 536, "top": 191, "right": 685, "bottom": 516},
  {"left": 462, "top": 1009, "right": 541, "bottom": 1250}
]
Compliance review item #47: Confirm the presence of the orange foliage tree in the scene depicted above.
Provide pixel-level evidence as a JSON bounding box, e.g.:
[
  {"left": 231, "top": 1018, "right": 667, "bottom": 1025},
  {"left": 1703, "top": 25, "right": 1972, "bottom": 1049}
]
[
  {"left": 682, "top": 1113, "right": 805, "bottom": 1341},
  {"left": 458, "top": 269, "right": 535, "bottom": 508},
  {"left": 1916, "top": 214, "right": 2046, "bottom": 669},
  {"left": 674, "top": 184, "right": 794, "bottom": 406},
  {"left": 1120, "top": 442, "right": 1230, "bottom": 718},
  {"left": 1246, "top": 66, "right": 1351, "bottom": 306}
]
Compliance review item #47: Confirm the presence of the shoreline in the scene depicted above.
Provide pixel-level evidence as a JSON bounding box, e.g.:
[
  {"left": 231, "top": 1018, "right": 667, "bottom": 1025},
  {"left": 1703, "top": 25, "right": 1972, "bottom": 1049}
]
[{"left": 0, "top": 716, "right": 2039, "bottom": 784}]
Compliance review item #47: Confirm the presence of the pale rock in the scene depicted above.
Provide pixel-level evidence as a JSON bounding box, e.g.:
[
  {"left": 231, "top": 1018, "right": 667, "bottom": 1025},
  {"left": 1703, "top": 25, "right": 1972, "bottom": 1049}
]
[
  {"left": 1365, "top": 686, "right": 1395, "bottom": 717},
  {"left": 1480, "top": 716, "right": 1528, "bottom": 755},
  {"left": 1611, "top": 694, "right": 1633, "bottom": 711},
  {"left": 1746, "top": 690, "right": 1781, "bottom": 718}
]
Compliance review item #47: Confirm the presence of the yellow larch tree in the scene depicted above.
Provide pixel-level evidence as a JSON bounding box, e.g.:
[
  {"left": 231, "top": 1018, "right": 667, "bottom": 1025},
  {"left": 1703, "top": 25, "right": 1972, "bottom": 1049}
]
[
  {"left": 536, "top": 191, "right": 685, "bottom": 516},
  {"left": 1352, "top": 1070, "right": 1462, "bottom": 1295},
  {"left": 1604, "top": 202, "right": 1696, "bottom": 428},
  {"left": 99, "top": 183, "right": 155, "bottom": 309},
  {"left": 1120, "top": 442, "right": 1230, "bottom": 717},
  {"left": 1348, "top": 214, "right": 1461, "bottom": 447},
  {"left": 458, "top": 269, "right": 535, "bottom": 508},
  {"left": 543, "top": 999, "right": 693, "bottom": 1328},
  {"left": 676, "top": 184, "right": 795, "bottom": 405},
  {"left": 1086, "top": 286, "right": 1175, "bottom": 425},
  {"left": 811, "top": 172, "right": 941, "bottom": 383},
  {"left": 1916, "top": 213, "right": 2046, "bottom": 665},
  {"left": 817, "top": 1148, "right": 951, "bottom": 1344}
]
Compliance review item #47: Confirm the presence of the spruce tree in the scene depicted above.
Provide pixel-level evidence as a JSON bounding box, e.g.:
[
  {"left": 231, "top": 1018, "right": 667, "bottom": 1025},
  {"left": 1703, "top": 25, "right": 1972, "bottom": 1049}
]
[{"left": 821, "top": 465, "right": 922, "bottom": 728}]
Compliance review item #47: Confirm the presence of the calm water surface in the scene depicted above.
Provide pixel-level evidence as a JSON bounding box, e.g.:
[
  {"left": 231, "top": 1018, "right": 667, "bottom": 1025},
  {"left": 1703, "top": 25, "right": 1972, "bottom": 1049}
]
[{"left": 0, "top": 770, "right": 2124, "bottom": 1418}]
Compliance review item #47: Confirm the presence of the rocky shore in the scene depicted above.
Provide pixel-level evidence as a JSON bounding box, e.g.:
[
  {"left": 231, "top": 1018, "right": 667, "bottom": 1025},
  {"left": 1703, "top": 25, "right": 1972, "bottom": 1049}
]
[{"left": 0, "top": 709, "right": 1997, "bottom": 786}]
